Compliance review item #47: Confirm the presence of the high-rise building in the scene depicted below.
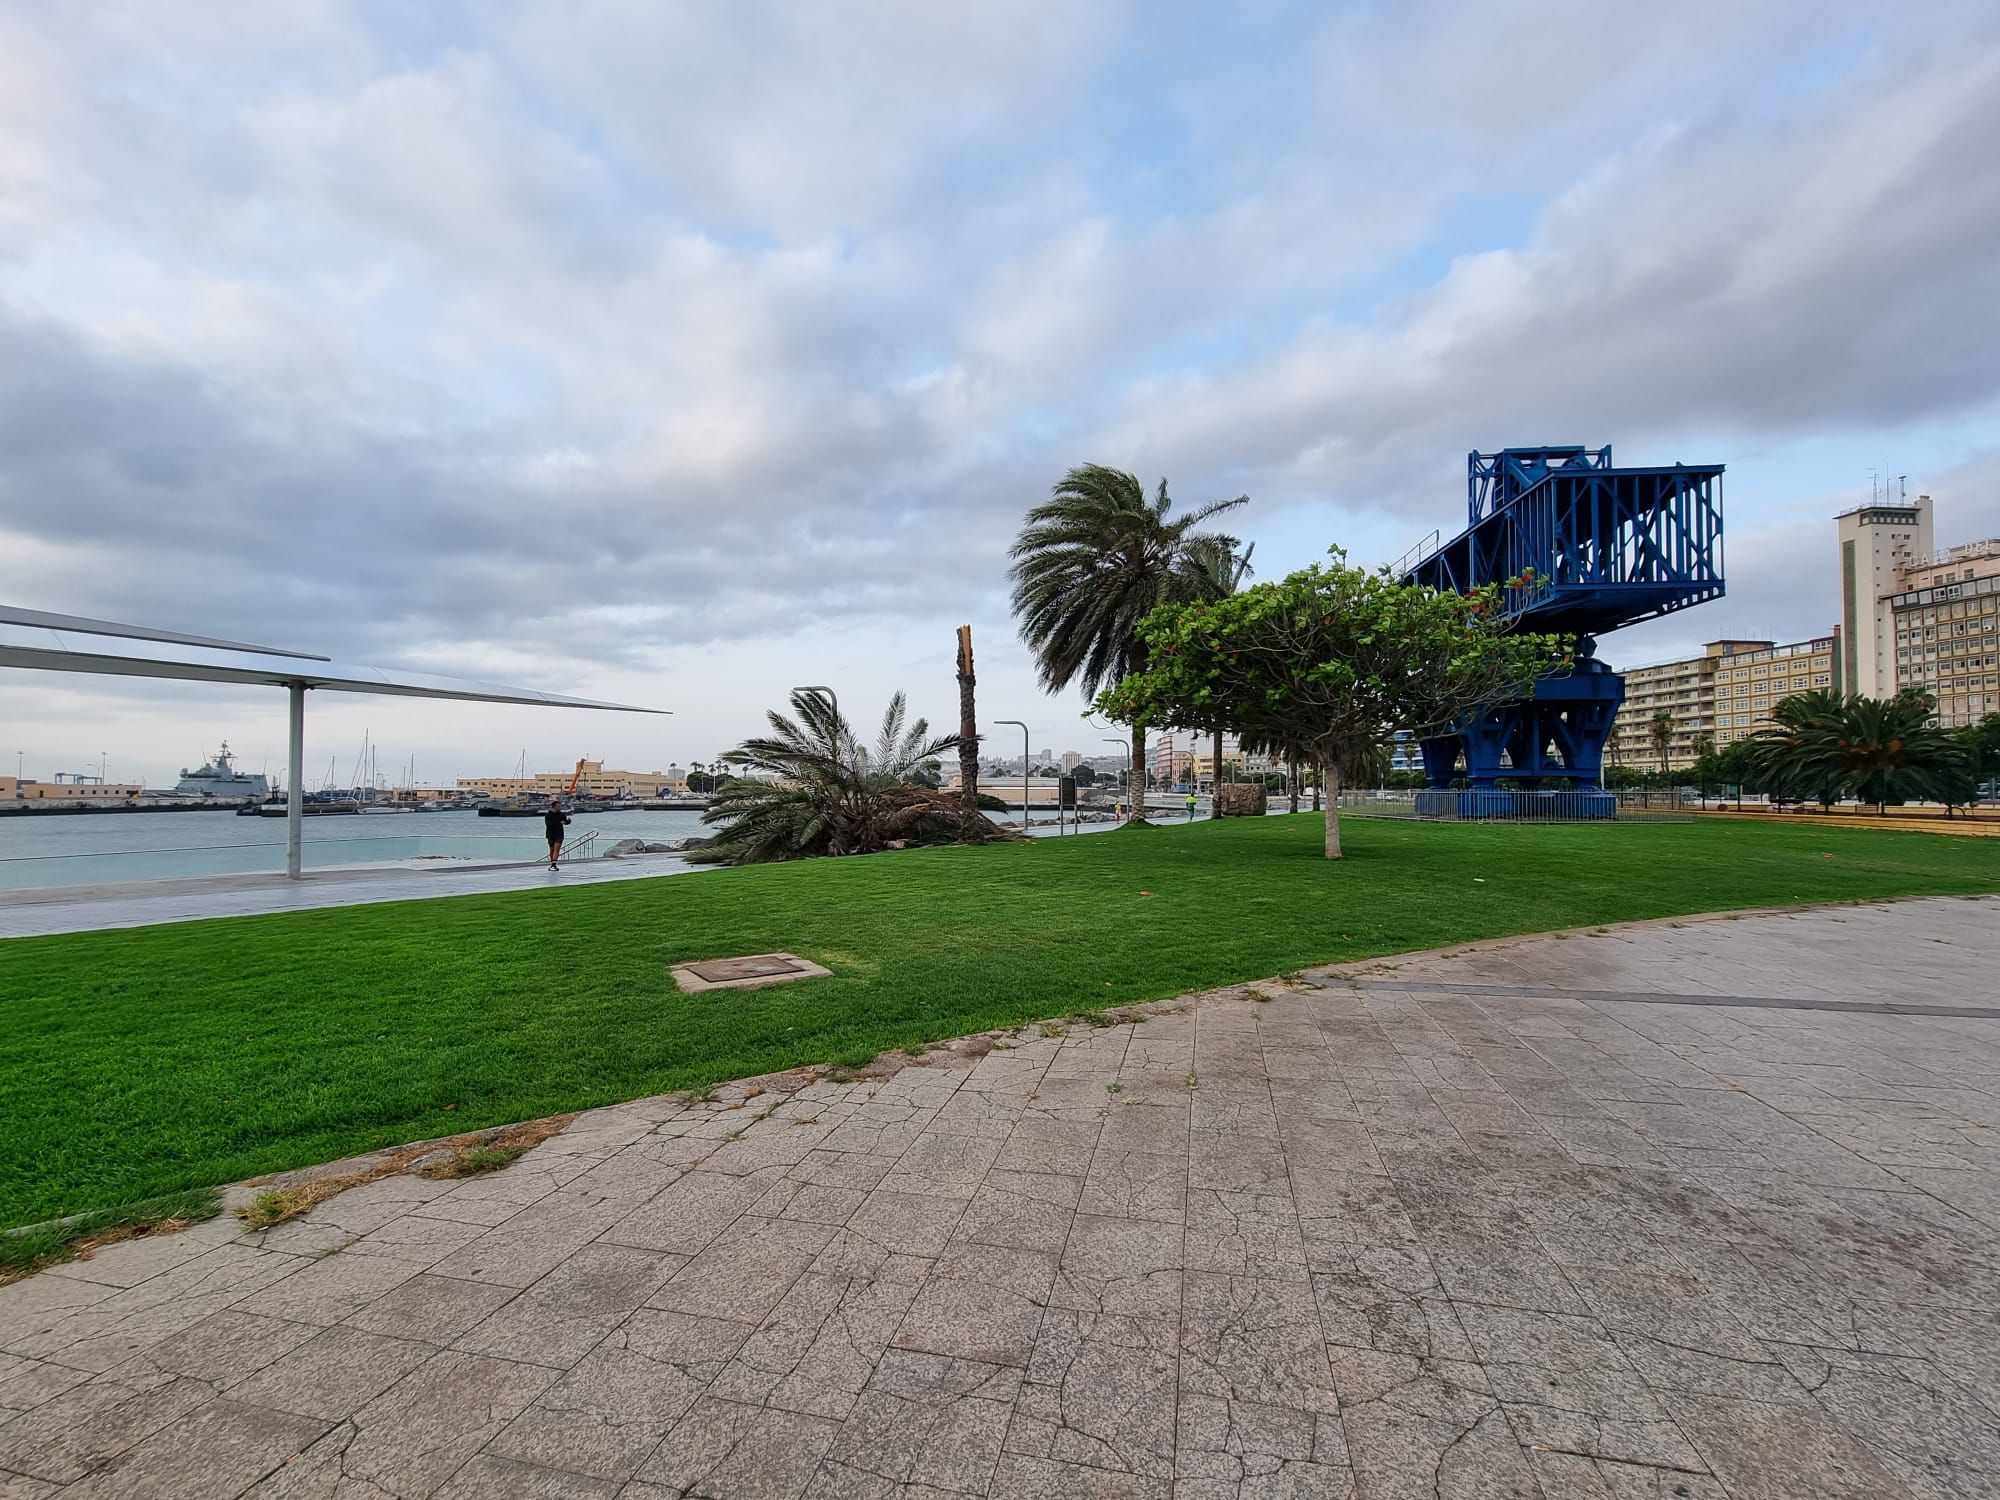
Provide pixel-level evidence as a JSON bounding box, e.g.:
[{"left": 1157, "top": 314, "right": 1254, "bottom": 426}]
[
  {"left": 1838, "top": 494, "right": 2000, "bottom": 726},
  {"left": 1059, "top": 750, "right": 1082, "bottom": 772},
  {"left": 1839, "top": 495, "right": 1933, "bottom": 698}
]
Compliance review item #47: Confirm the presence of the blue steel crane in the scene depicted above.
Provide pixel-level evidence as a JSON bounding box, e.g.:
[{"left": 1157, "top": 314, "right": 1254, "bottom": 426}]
[{"left": 1395, "top": 445, "right": 1725, "bottom": 815}]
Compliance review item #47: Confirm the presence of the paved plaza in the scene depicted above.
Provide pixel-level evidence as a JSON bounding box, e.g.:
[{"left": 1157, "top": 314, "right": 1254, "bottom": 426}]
[{"left": 3, "top": 895, "right": 1999, "bottom": 1497}]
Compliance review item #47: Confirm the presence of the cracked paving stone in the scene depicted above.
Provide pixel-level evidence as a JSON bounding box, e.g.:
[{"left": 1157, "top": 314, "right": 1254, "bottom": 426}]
[
  {"left": 433, "top": 1452, "right": 619, "bottom": 1498},
  {"left": 242, "top": 1350, "right": 555, "bottom": 1498},
  {"left": 633, "top": 1394, "right": 839, "bottom": 1497},
  {"left": 1052, "top": 1215, "right": 1182, "bottom": 1319},
  {"left": 892, "top": 1243, "right": 1056, "bottom": 1369},
  {"left": 227, "top": 1323, "right": 435, "bottom": 1422},
  {"left": 1181, "top": 1273, "right": 1339, "bottom": 1415},
  {"left": 1663, "top": 1390, "right": 1918, "bottom": 1499},
  {"left": 1174, "top": 1392, "right": 1352, "bottom": 1498},
  {"left": 1325, "top": 1346, "right": 1538, "bottom": 1500},
  {"left": 454, "top": 1242, "right": 684, "bottom": 1368},
  {"left": 0, "top": 1366, "right": 216, "bottom": 1485},
  {"left": 707, "top": 1272, "right": 920, "bottom": 1420},
  {"left": 59, "top": 1397, "right": 328, "bottom": 1500},
  {"left": 1014, "top": 1311, "right": 1178, "bottom": 1479},
  {"left": 954, "top": 1172, "right": 1081, "bottom": 1255},
  {"left": 482, "top": 1309, "right": 748, "bottom": 1482}
]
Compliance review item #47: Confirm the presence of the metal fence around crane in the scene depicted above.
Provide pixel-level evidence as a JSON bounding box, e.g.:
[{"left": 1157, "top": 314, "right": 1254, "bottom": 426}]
[{"left": 1335, "top": 789, "right": 1696, "bottom": 823}]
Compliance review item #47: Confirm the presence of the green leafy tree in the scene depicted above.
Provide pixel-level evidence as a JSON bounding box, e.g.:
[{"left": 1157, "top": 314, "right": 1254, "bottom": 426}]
[
  {"left": 1009, "top": 465, "right": 1247, "bottom": 822},
  {"left": 1102, "top": 551, "right": 1567, "bottom": 858},
  {"left": 1187, "top": 539, "right": 1255, "bottom": 814},
  {"left": 695, "top": 690, "right": 1017, "bottom": 863}
]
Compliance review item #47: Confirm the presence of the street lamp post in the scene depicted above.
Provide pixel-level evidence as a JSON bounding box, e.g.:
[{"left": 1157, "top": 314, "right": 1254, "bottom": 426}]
[
  {"left": 1102, "top": 735, "right": 1132, "bottom": 819},
  {"left": 997, "top": 720, "right": 1030, "bottom": 831}
]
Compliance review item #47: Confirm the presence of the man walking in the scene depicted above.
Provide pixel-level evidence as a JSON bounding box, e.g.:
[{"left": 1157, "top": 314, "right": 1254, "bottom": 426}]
[{"left": 544, "top": 797, "right": 571, "bottom": 870}]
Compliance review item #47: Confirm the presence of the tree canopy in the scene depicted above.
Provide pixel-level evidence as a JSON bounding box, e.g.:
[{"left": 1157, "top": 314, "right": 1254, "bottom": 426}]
[
  {"left": 1100, "top": 551, "right": 1568, "bottom": 857},
  {"left": 1747, "top": 689, "right": 1974, "bottom": 810}
]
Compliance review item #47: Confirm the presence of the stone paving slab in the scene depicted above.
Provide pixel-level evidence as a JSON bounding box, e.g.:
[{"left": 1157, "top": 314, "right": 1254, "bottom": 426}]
[{"left": 3, "top": 894, "right": 1999, "bottom": 1496}]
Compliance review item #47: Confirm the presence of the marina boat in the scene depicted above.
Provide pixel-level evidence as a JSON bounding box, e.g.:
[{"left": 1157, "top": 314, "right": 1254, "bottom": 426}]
[{"left": 238, "top": 795, "right": 359, "bottom": 817}]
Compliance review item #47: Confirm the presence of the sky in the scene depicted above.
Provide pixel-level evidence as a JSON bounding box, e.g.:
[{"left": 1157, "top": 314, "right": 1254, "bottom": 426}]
[{"left": 4, "top": 0, "right": 2000, "bottom": 788}]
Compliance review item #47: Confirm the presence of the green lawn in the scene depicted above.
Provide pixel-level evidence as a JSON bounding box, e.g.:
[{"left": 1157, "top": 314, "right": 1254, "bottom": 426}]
[{"left": 3, "top": 813, "right": 1995, "bottom": 1228}]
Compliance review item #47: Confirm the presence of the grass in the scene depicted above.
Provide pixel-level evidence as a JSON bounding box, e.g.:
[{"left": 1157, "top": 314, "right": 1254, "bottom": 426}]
[
  {"left": 1, "top": 813, "right": 1995, "bottom": 1229},
  {"left": 238, "top": 1178, "right": 358, "bottom": 1231},
  {"left": 1, "top": 1187, "right": 220, "bottom": 1284}
]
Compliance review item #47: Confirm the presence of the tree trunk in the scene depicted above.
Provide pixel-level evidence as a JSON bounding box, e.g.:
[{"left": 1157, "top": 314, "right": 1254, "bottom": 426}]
[
  {"left": 955, "top": 626, "right": 979, "bottom": 818},
  {"left": 1130, "top": 722, "right": 1147, "bottom": 822},
  {"left": 1322, "top": 755, "right": 1343, "bottom": 859},
  {"left": 1312, "top": 760, "right": 1322, "bottom": 813},
  {"left": 1289, "top": 752, "right": 1300, "bottom": 814},
  {"left": 1211, "top": 724, "right": 1225, "bottom": 817}
]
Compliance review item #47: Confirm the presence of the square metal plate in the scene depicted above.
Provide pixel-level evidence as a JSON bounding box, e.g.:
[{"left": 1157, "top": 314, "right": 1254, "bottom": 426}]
[
  {"left": 686, "top": 955, "right": 807, "bottom": 983},
  {"left": 670, "top": 951, "right": 834, "bottom": 994}
]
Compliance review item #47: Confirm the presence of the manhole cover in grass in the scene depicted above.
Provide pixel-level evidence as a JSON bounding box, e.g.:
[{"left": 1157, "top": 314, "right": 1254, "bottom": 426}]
[
  {"left": 689, "top": 956, "right": 806, "bottom": 983},
  {"left": 671, "top": 951, "right": 834, "bottom": 993}
]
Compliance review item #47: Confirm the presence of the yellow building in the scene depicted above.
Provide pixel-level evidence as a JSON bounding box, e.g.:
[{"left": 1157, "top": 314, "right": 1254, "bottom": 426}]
[
  {"left": 457, "top": 761, "right": 686, "bottom": 800},
  {"left": 1610, "top": 640, "right": 1758, "bottom": 770},
  {"left": 1709, "top": 636, "right": 1838, "bottom": 747},
  {"left": 2, "top": 776, "right": 145, "bottom": 802},
  {"left": 1610, "top": 636, "right": 1837, "bottom": 770}
]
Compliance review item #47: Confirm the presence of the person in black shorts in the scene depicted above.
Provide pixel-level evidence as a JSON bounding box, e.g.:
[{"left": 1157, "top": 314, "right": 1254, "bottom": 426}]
[{"left": 544, "top": 798, "right": 571, "bottom": 870}]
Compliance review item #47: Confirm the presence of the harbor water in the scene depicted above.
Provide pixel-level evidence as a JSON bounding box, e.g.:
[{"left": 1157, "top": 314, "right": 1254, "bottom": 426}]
[{"left": 0, "top": 808, "right": 712, "bottom": 892}]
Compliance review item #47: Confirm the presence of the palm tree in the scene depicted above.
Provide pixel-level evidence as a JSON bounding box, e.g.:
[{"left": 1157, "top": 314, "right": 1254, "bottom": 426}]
[
  {"left": 1649, "top": 711, "right": 1674, "bottom": 776},
  {"left": 1009, "top": 465, "right": 1248, "bottom": 821},
  {"left": 695, "top": 690, "right": 1012, "bottom": 863},
  {"left": 1750, "top": 689, "right": 1971, "bottom": 812}
]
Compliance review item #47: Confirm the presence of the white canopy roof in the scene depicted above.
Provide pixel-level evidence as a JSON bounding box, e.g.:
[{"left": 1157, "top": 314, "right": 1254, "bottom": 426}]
[{"left": 0, "top": 608, "right": 663, "bottom": 713}]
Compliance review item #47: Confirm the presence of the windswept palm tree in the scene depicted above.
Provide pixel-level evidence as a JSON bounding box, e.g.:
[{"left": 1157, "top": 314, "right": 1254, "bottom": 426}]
[
  {"left": 695, "top": 690, "right": 1011, "bottom": 863},
  {"left": 1009, "top": 465, "right": 1248, "bottom": 820},
  {"left": 1648, "top": 710, "right": 1674, "bottom": 776}
]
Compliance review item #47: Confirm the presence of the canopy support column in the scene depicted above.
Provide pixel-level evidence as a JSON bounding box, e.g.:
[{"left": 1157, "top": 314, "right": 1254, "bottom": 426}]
[{"left": 286, "top": 681, "right": 305, "bottom": 880}]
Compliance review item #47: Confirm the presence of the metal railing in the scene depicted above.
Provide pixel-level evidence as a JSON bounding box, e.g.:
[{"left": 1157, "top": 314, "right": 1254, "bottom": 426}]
[
  {"left": 558, "top": 830, "right": 599, "bottom": 862},
  {"left": 1334, "top": 788, "right": 1695, "bottom": 823}
]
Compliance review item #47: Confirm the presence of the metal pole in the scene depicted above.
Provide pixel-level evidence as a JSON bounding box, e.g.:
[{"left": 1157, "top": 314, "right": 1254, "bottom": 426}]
[
  {"left": 1102, "top": 737, "right": 1126, "bottom": 819},
  {"left": 286, "top": 682, "right": 305, "bottom": 879},
  {"left": 997, "top": 720, "right": 1029, "bottom": 830}
]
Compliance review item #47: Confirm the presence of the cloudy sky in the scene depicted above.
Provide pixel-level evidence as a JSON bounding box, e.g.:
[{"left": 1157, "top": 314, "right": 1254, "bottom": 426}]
[{"left": 4, "top": 0, "right": 1999, "bottom": 787}]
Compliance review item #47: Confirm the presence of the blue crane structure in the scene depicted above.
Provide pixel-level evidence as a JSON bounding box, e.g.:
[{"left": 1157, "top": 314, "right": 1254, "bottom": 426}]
[{"left": 1395, "top": 445, "right": 1725, "bottom": 816}]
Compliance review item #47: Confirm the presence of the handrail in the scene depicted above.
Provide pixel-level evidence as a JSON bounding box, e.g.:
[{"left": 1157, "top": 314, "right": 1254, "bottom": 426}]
[
  {"left": 0, "top": 833, "right": 557, "bottom": 864},
  {"left": 558, "top": 829, "right": 598, "bottom": 862}
]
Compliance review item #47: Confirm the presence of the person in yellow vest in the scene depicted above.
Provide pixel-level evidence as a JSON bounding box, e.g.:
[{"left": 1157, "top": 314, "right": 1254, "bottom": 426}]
[{"left": 1185, "top": 790, "right": 1197, "bottom": 822}]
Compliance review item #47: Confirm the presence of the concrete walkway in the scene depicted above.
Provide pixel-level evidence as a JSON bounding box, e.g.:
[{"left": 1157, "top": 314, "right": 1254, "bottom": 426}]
[
  {"left": 0, "top": 855, "right": 699, "bottom": 940},
  {"left": 3, "top": 896, "right": 1998, "bottom": 1497}
]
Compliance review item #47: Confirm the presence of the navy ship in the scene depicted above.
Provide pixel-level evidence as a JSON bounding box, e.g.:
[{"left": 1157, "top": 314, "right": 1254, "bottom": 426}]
[{"left": 174, "top": 742, "right": 269, "bottom": 800}]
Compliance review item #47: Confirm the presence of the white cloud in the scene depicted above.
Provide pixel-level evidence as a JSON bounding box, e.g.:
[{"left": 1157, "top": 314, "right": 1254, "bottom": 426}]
[{"left": 2, "top": 1, "right": 1998, "bottom": 784}]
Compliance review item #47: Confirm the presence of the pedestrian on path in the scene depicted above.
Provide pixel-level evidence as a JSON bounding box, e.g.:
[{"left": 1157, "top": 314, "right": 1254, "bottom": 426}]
[
  {"left": 1185, "top": 790, "right": 1197, "bottom": 822},
  {"left": 544, "top": 798, "right": 571, "bottom": 870}
]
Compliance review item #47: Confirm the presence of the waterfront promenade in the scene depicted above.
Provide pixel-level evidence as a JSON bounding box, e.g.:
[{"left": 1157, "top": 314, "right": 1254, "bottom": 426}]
[
  {"left": 3, "top": 896, "right": 1995, "bottom": 1497},
  {"left": 0, "top": 857, "right": 698, "bottom": 940}
]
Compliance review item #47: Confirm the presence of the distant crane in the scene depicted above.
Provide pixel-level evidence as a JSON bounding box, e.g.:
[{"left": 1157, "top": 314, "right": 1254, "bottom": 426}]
[{"left": 564, "top": 758, "right": 588, "bottom": 798}]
